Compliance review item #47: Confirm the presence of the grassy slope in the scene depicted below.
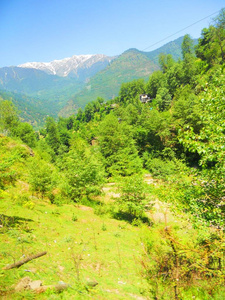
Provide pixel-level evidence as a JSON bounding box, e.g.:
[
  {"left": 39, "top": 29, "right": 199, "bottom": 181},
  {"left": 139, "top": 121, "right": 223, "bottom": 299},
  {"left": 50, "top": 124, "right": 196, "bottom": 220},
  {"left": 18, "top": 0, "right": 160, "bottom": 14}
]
[
  {"left": 0, "top": 136, "right": 148, "bottom": 299},
  {"left": 0, "top": 194, "right": 148, "bottom": 299},
  {"left": 1, "top": 136, "right": 223, "bottom": 299}
]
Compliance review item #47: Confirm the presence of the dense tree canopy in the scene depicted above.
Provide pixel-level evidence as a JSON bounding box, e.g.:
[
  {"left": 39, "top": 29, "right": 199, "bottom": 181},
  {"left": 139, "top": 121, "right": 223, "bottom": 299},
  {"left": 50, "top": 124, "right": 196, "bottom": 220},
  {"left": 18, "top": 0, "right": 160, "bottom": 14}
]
[{"left": 1, "top": 9, "right": 225, "bottom": 226}]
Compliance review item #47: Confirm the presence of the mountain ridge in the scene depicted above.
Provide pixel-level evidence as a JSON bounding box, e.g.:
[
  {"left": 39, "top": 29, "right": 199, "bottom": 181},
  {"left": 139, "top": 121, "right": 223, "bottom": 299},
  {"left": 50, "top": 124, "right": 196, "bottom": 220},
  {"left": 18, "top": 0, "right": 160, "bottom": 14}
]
[
  {"left": 0, "top": 36, "right": 194, "bottom": 120},
  {"left": 18, "top": 54, "right": 115, "bottom": 78},
  {"left": 59, "top": 37, "right": 191, "bottom": 116}
]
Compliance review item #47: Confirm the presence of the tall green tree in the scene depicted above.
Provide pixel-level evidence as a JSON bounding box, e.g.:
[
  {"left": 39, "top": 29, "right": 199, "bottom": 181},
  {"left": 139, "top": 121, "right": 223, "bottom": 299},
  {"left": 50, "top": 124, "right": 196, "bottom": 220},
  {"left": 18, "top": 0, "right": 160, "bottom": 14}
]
[
  {"left": 196, "top": 9, "right": 225, "bottom": 67},
  {"left": 98, "top": 114, "right": 142, "bottom": 176},
  {"left": 59, "top": 138, "right": 105, "bottom": 201},
  {"left": 178, "top": 67, "right": 225, "bottom": 225},
  {"left": 119, "top": 79, "right": 145, "bottom": 104},
  {"left": 29, "top": 158, "right": 55, "bottom": 199},
  {"left": 158, "top": 54, "right": 175, "bottom": 73},
  {"left": 0, "top": 100, "right": 19, "bottom": 134},
  {"left": 181, "top": 34, "right": 194, "bottom": 59},
  {"left": 45, "top": 117, "right": 61, "bottom": 155},
  {"left": 146, "top": 71, "right": 167, "bottom": 98}
]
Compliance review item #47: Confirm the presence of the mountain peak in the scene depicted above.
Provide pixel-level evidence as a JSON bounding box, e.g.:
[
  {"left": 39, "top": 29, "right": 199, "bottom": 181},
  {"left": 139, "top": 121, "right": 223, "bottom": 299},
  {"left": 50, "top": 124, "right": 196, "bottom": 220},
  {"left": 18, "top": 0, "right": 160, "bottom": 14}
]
[
  {"left": 123, "top": 48, "right": 140, "bottom": 54},
  {"left": 18, "top": 54, "right": 114, "bottom": 78}
]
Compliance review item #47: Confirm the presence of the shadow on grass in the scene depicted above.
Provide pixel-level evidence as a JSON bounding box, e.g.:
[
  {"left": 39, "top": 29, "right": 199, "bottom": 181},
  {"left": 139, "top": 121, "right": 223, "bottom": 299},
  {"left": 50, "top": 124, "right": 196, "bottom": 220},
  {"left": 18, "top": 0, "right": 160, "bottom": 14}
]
[
  {"left": 79, "top": 195, "right": 102, "bottom": 208},
  {"left": 0, "top": 214, "right": 34, "bottom": 231},
  {"left": 112, "top": 211, "right": 152, "bottom": 226}
]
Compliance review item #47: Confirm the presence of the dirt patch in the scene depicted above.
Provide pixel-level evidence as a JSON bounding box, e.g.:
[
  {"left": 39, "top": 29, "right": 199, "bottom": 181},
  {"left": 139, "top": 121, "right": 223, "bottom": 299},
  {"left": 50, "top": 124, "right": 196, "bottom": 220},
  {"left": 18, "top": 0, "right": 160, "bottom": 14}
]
[
  {"left": 102, "top": 183, "right": 120, "bottom": 198},
  {"left": 144, "top": 174, "right": 157, "bottom": 185},
  {"left": 78, "top": 205, "right": 93, "bottom": 211},
  {"left": 147, "top": 200, "right": 173, "bottom": 224}
]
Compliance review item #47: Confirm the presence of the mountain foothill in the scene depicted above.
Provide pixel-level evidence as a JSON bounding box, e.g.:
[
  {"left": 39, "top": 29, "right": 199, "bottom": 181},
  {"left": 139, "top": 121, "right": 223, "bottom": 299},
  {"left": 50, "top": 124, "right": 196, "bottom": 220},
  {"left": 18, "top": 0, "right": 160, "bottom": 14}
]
[{"left": 0, "top": 36, "right": 186, "bottom": 126}]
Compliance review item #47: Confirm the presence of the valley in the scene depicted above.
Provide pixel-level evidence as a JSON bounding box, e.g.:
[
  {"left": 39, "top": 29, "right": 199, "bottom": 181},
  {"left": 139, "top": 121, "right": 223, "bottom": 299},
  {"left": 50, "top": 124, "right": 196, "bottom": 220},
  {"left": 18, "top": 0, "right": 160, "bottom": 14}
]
[
  {"left": 0, "top": 37, "right": 186, "bottom": 124},
  {"left": 0, "top": 9, "right": 225, "bottom": 299}
]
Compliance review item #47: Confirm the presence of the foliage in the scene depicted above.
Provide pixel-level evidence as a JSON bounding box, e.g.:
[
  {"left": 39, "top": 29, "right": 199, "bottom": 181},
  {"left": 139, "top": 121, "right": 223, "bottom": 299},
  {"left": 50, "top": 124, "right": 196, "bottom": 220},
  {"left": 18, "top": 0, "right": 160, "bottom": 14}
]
[
  {"left": 58, "top": 139, "right": 105, "bottom": 201},
  {"left": 146, "top": 70, "right": 167, "bottom": 98},
  {"left": 196, "top": 9, "right": 225, "bottom": 67},
  {"left": 28, "top": 158, "right": 55, "bottom": 199},
  {"left": 117, "top": 175, "right": 149, "bottom": 218},
  {"left": 13, "top": 122, "right": 37, "bottom": 147},
  {"left": 0, "top": 100, "right": 19, "bottom": 134},
  {"left": 0, "top": 156, "right": 16, "bottom": 189},
  {"left": 0, "top": 89, "right": 50, "bottom": 128},
  {"left": 0, "top": 136, "right": 31, "bottom": 189},
  {"left": 145, "top": 157, "right": 180, "bottom": 179},
  {"left": 141, "top": 225, "right": 225, "bottom": 300},
  {"left": 45, "top": 117, "right": 61, "bottom": 156},
  {"left": 0, "top": 99, "right": 37, "bottom": 147},
  {"left": 98, "top": 114, "right": 142, "bottom": 176},
  {"left": 119, "top": 79, "right": 145, "bottom": 104},
  {"left": 181, "top": 34, "right": 195, "bottom": 59},
  {"left": 178, "top": 67, "right": 225, "bottom": 226},
  {"left": 1, "top": 11, "right": 225, "bottom": 298}
]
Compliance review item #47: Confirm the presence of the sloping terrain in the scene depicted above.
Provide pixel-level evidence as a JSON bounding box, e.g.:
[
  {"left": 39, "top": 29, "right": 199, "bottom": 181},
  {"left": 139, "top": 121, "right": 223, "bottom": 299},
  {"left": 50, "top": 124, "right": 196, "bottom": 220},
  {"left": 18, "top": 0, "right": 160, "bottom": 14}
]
[
  {"left": 0, "top": 37, "right": 187, "bottom": 120},
  {"left": 60, "top": 37, "right": 187, "bottom": 116},
  {"left": 59, "top": 49, "right": 160, "bottom": 116},
  {"left": 1, "top": 134, "right": 222, "bottom": 299},
  {"left": 0, "top": 90, "right": 53, "bottom": 128},
  {"left": 18, "top": 54, "right": 115, "bottom": 78}
]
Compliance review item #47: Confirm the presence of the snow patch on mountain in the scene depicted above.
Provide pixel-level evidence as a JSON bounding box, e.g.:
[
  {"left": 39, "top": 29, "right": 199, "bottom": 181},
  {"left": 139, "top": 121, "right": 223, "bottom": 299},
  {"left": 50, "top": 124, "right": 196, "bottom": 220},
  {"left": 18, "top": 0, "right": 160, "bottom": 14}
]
[{"left": 18, "top": 54, "right": 114, "bottom": 77}]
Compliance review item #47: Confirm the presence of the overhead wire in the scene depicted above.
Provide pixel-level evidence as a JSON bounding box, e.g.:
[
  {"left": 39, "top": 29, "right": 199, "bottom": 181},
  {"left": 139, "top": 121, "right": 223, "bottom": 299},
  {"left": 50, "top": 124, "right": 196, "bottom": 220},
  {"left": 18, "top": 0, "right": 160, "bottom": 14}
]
[
  {"left": 73, "top": 9, "right": 220, "bottom": 98},
  {"left": 141, "top": 10, "right": 220, "bottom": 52}
]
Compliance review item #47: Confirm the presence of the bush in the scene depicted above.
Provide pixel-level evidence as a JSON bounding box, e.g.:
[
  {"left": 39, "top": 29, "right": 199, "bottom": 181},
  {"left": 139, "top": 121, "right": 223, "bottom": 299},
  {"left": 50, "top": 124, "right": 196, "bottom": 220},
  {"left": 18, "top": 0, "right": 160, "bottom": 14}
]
[
  {"left": 0, "top": 157, "right": 16, "bottom": 189},
  {"left": 28, "top": 158, "right": 56, "bottom": 199},
  {"left": 59, "top": 141, "right": 105, "bottom": 202},
  {"left": 141, "top": 225, "right": 225, "bottom": 300},
  {"left": 145, "top": 157, "right": 182, "bottom": 179},
  {"left": 117, "top": 174, "right": 150, "bottom": 218}
]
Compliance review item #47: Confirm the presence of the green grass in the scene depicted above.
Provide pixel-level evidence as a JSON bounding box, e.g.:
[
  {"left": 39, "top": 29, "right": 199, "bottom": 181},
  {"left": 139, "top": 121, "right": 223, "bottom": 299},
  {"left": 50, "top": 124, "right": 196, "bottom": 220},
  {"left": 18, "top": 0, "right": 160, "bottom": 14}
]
[
  {"left": 0, "top": 188, "right": 149, "bottom": 299},
  {"left": 1, "top": 136, "right": 225, "bottom": 299}
]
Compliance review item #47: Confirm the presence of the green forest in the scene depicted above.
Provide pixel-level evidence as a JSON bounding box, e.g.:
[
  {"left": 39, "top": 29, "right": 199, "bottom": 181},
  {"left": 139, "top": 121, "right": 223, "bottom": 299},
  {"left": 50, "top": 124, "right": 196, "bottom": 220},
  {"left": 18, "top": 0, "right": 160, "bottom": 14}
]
[{"left": 0, "top": 9, "right": 225, "bottom": 300}]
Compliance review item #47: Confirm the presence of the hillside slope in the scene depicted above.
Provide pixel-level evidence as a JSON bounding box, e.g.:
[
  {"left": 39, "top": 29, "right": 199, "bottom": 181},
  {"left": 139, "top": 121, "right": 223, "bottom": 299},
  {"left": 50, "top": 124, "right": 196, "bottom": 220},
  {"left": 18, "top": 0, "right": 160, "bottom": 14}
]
[
  {"left": 0, "top": 135, "right": 149, "bottom": 299},
  {"left": 0, "top": 90, "right": 51, "bottom": 128},
  {"left": 59, "top": 49, "right": 159, "bottom": 116},
  {"left": 0, "top": 36, "right": 190, "bottom": 120},
  {"left": 60, "top": 36, "right": 187, "bottom": 116}
]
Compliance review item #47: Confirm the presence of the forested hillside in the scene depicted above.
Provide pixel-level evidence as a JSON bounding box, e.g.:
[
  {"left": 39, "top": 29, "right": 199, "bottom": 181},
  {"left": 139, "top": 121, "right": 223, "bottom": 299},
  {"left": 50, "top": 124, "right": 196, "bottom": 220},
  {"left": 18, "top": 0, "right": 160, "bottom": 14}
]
[
  {"left": 0, "top": 9, "right": 225, "bottom": 300},
  {"left": 0, "top": 37, "right": 185, "bottom": 121},
  {"left": 60, "top": 37, "right": 187, "bottom": 116},
  {"left": 0, "top": 90, "right": 55, "bottom": 128}
]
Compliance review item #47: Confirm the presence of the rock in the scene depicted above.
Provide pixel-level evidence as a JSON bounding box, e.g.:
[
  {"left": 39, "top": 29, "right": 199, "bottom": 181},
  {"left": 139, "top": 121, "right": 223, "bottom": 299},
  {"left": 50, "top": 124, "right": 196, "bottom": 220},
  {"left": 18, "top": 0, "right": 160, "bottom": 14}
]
[
  {"left": 29, "top": 280, "right": 42, "bottom": 290},
  {"left": 15, "top": 276, "right": 31, "bottom": 292},
  {"left": 54, "top": 281, "right": 70, "bottom": 292},
  {"left": 86, "top": 280, "right": 98, "bottom": 288},
  {"left": 14, "top": 278, "right": 70, "bottom": 294},
  {"left": 35, "top": 286, "right": 51, "bottom": 294}
]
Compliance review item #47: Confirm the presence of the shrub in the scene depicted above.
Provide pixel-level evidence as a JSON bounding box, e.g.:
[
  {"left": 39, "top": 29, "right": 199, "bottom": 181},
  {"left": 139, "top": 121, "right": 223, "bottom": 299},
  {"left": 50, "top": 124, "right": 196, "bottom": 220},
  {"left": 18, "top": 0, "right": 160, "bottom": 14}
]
[
  {"left": 28, "top": 158, "right": 55, "bottom": 199},
  {"left": 141, "top": 225, "right": 225, "bottom": 300},
  {"left": 59, "top": 141, "right": 105, "bottom": 202},
  {"left": 145, "top": 157, "right": 183, "bottom": 179},
  {"left": 117, "top": 174, "right": 149, "bottom": 218}
]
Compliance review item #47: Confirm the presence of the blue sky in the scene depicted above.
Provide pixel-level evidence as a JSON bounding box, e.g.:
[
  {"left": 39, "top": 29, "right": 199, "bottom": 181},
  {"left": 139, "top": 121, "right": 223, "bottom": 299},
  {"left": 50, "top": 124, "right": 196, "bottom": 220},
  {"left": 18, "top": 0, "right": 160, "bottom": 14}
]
[{"left": 0, "top": 0, "right": 224, "bottom": 67}]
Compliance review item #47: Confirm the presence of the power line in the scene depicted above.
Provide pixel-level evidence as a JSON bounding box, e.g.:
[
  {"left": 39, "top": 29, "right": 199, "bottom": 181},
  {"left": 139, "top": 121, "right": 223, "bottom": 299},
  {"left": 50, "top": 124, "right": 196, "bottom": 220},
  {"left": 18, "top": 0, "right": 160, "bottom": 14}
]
[
  {"left": 141, "top": 10, "right": 220, "bottom": 52},
  {"left": 73, "top": 10, "right": 220, "bottom": 100}
]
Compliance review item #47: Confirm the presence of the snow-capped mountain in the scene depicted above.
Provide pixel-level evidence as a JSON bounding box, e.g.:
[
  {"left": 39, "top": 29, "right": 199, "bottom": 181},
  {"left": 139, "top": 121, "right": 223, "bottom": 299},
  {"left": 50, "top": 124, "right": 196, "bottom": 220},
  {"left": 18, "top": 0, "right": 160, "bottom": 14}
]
[{"left": 18, "top": 54, "right": 114, "bottom": 78}]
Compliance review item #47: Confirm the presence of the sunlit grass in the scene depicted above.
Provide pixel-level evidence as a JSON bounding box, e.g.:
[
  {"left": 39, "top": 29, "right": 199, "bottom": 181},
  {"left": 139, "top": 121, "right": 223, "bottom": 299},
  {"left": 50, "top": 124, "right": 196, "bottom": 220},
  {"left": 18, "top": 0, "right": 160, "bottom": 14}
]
[{"left": 0, "top": 184, "right": 149, "bottom": 299}]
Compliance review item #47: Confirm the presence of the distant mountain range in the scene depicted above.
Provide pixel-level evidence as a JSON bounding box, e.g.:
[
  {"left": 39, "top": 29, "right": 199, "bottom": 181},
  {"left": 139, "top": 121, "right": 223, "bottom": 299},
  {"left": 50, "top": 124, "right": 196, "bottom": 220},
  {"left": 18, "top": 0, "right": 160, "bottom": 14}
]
[
  {"left": 18, "top": 54, "right": 115, "bottom": 78},
  {"left": 0, "top": 36, "right": 196, "bottom": 123}
]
